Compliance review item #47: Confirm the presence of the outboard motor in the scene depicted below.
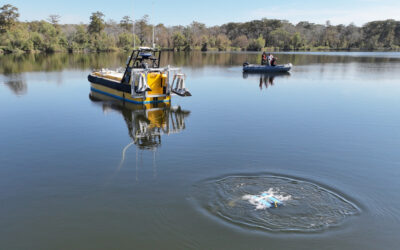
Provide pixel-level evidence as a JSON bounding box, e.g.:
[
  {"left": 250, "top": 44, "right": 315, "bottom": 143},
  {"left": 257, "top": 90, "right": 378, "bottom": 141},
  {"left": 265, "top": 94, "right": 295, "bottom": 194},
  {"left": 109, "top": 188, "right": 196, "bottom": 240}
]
[{"left": 243, "top": 62, "right": 249, "bottom": 67}]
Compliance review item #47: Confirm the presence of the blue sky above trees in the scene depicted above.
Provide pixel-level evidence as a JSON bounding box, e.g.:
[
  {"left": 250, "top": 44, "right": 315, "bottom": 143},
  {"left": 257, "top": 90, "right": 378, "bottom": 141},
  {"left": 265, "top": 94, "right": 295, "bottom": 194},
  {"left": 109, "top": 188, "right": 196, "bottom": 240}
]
[{"left": 6, "top": 0, "right": 400, "bottom": 26}]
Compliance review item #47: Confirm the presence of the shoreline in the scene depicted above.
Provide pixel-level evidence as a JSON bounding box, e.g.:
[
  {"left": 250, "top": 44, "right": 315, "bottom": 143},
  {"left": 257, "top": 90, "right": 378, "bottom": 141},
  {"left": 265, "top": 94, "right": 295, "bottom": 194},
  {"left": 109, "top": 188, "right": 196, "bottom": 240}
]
[{"left": 1, "top": 47, "right": 400, "bottom": 55}]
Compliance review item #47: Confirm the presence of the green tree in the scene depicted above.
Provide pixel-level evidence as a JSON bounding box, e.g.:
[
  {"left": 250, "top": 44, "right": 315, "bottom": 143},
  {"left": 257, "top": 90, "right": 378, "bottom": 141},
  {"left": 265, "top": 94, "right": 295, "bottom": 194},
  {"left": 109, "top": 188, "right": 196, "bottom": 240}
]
[
  {"left": 0, "top": 4, "right": 19, "bottom": 32},
  {"left": 2, "top": 6, "right": 400, "bottom": 54},
  {"left": 72, "top": 25, "right": 89, "bottom": 50},
  {"left": 47, "top": 14, "right": 60, "bottom": 26},
  {"left": 27, "top": 21, "right": 65, "bottom": 52},
  {"left": 247, "top": 35, "right": 265, "bottom": 51},
  {"left": 208, "top": 36, "right": 216, "bottom": 48},
  {"left": 5, "top": 27, "right": 30, "bottom": 52},
  {"left": 269, "top": 29, "right": 291, "bottom": 49},
  {"left": 118, "top": 33, "right": 134, "bottom": 50},
  {"left": 232, "top": 35, "right": 249, "bottom": 50},
  {"left": 215, "top": 34, "right": 231, "bottom": 51},
  {"left": 183, "top": 26, "right": 194, "bottom": 50},
  {"left": 322, "top": 21, "right": 340, "bottom": 48},
  {"left": 135, "top": 15, "right": 151, "bottom": 45},
  {"left": 120, "top": 16, "right": 133, "bottom": 32},
  {"left": 30, "top": 31, "right": 44, "bottom": 51},
  {"left": 88, "top": 11, "right": 105, "bottom": 34},
  {"left": 189, "top": 21, "right": 207, "bottom": 47},
  {"left": 155, "top": 24, "right": 171, "bottom": 48},
  {"left": 172, "top": 32, "right": 186, "bottom": 51},
  {"left": 200, "top": 35, "right": 209, "bottom": 51},
  {"left": 90, "top": 32, "right": 117, "bottom": 52},
  {"left": 290, "top": 32, "right": 302, "bottom": 50},
  {"left": 362, "top": 19, "right": 399, "bottom": 49}
]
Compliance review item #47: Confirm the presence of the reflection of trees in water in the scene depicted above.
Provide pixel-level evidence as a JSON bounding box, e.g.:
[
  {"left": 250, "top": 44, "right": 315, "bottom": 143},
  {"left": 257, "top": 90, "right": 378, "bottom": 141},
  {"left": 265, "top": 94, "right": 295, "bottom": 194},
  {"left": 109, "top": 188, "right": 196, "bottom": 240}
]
[
  {"left": 3, "top": 75, "right": 27, "bottom": 95},
  {"left": 0, "top": 53, "right": 127, "bottom": 74},
  {"left": 161, "top": 52, "right": 252, "bottom": 67},
  {"left": 163, "top": 52, "right": 400, "bottom": 68},
  {"left": 1, "top": 52, "right": 399, "bottom": 74}
]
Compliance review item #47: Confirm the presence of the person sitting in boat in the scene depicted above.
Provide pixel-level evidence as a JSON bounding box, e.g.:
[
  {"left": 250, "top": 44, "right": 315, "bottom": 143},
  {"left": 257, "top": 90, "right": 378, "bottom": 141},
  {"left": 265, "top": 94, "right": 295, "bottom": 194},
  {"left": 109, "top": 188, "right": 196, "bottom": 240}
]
[
  {"left": 261, "top": 52, "right": 267, "bottom": 65},
  {"left": 267, "top": 53, "right": 273, "bottom": 66},
  {"left": 268, "top": 53, "right": 278, "bottom": 66}
]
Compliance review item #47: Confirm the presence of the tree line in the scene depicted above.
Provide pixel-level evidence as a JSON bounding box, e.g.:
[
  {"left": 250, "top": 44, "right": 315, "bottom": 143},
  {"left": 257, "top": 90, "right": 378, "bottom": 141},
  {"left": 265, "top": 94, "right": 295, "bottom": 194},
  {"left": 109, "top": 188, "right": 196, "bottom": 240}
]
[{"left": 1, "top": 4, "right": 399, "bottom": 54}]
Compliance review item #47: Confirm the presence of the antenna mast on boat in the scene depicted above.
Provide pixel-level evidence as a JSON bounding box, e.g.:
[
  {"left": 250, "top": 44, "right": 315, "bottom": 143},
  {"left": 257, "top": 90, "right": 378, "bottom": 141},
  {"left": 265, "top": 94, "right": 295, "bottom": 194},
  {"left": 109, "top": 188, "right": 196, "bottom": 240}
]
[
  {"left": 132, "top": 0, "right": 136, "bottom": 49},
  {"left": 152, "top": 1, "right": 155, "bottom": 48},
  {"left": 152, "top": 25, "right": 155, "bottom": 49}
]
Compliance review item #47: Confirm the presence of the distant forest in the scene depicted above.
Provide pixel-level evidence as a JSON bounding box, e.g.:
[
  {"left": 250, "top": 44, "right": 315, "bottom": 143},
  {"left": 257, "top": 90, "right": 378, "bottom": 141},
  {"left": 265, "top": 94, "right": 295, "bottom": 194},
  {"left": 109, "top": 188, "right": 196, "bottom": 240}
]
[{"left": 1, "top": 4, "right": 400, "bottom": 54}]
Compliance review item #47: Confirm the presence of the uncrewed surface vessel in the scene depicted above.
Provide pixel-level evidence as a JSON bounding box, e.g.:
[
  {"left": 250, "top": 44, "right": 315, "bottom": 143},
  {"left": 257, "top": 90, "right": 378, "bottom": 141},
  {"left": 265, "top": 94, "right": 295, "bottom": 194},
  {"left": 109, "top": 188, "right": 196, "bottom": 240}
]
[{"left": 88, "top": 47, "right": 191, "bottom": 104}]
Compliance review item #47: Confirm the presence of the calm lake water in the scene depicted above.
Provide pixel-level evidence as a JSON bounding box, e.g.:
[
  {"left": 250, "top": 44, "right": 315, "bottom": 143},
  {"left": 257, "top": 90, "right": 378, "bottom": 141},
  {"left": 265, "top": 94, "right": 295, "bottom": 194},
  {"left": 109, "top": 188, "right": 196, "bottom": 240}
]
[{"left": 1, "top": 51, "right": 400, "bottom": 249}]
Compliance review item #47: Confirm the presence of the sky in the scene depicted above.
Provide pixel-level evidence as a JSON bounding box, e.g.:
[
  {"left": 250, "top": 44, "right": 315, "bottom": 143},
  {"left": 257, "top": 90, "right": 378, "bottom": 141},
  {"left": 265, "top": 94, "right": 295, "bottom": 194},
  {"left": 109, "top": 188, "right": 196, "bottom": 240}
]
[{"left": 4, "top": 0, "right": 400, "bottom": 26}]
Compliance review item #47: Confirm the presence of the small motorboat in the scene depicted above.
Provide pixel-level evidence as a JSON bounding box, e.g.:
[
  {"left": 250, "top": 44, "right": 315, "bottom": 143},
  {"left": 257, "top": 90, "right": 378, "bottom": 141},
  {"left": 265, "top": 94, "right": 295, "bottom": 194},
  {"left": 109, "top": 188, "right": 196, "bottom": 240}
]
[{"left": 243, "top": 62, "right": 292, "bottom": 73}]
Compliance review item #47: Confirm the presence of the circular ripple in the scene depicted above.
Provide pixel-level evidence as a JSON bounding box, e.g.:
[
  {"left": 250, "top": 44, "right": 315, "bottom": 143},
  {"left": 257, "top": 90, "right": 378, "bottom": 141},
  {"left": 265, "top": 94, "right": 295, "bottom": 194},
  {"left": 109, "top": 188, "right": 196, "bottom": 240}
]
[{"left": 193, "top": 175, "right": 360, "bottom": 232}]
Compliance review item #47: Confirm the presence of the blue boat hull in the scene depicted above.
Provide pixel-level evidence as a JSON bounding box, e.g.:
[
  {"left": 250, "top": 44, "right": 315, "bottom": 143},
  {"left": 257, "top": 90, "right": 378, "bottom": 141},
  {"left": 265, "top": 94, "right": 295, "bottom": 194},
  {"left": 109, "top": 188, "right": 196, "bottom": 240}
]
[{"left": 243, "top": 63, "right": 292, "bottom": 73}]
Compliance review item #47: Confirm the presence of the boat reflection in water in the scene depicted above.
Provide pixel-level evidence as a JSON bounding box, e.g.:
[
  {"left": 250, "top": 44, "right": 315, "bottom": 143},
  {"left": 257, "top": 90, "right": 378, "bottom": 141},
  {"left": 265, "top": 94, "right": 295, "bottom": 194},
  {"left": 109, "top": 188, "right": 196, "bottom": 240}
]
[
  {"left": 89, "top": 90, "right": 190, "bottom": 178},
  {"left": 242, "top": 72, "right": 290, "bottom": 90}
]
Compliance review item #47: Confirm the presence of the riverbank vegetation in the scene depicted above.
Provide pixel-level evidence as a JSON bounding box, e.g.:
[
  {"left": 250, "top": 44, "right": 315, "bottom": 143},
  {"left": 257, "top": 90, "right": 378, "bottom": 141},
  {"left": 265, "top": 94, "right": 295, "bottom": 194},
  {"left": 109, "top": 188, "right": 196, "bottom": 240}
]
[{"left": 1, "top": 4, "right": 400, "bottom": 54}]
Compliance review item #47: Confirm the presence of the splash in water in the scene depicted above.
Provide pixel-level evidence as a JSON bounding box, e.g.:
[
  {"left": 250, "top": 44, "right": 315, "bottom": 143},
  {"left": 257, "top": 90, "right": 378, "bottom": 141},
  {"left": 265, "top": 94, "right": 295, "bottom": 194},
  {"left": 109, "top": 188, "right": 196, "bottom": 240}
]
[
  {"left": 192, "top": 175, "right": 360, "bottom": 232},
  {"left": 242, "top": 188, "right": 292, "bottom": 209}
]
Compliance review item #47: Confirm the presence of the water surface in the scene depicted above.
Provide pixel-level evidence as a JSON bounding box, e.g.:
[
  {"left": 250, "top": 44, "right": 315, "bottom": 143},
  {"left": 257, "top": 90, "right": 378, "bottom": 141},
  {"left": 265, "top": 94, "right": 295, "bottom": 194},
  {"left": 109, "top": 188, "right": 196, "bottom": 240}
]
[{"left": 1, "top": 52, "right": 400, "bottom": 249}]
